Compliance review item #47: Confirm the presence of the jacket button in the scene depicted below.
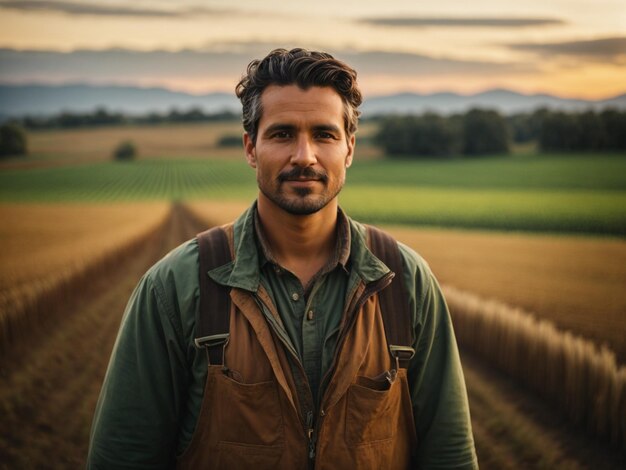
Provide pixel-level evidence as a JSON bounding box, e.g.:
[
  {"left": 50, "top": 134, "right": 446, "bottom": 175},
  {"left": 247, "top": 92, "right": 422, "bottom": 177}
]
[
  {"left": 291, "top": 292, "right": 300, "bottom": 301},
  {"left": 307, "top": 310, "right": 314, "bottom": 320}
]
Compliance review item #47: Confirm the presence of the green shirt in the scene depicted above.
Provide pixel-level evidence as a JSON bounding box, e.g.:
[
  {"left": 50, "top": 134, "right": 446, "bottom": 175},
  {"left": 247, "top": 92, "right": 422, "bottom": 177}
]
[
  {"left": 254, "top": 208, "right": 352, "bottom": 404},
  {"left": 88, "top": 203, "right": 478, "bottom": 469}
]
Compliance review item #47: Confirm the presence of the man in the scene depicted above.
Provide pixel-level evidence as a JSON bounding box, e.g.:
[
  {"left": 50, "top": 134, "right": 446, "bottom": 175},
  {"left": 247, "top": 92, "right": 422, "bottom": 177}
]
[{"left": 88, "top": 48, "right": 478, "bottom": 469}]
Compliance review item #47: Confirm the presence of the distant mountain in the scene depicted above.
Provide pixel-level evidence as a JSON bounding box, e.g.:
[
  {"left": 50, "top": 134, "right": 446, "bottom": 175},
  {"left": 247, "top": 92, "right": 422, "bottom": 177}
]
[
  {"left": 0, "top": 83, "right": 624, "bottom": 118},
  {"left": 361, "top": 89, "right": 626, "bottom": 115},
  {"left": 0, "top": 84, "right": 240, "bottom": 117}
]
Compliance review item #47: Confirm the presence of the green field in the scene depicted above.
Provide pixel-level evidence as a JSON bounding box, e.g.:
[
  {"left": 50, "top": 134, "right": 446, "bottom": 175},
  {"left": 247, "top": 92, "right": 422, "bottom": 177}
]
[
  {"left": 348, "top": 153, "right": 626, "bottom": 190},
  {"left": 0, "top": 159, "right": 257, "bottom": 202},
  {"left": 1, "top": 153, "right": 625, "bottom": 235},
  {"left": 342, "top": 186, "right": 626, "bottom": 234}
]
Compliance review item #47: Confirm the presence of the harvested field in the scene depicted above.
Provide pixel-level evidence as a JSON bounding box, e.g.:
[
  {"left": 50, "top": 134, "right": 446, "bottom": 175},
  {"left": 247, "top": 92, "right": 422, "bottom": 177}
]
[
  {"left": 447, "top": 286, "right": 626, "bottom": 449},
  {"left": 25, "top": 122, "right": 243, "bottom": 162},
  {"left": 0, "top": 203, "right": 169, "bottom": 290},
  {"left": 463, "top": 352, "right": 625, "bottom": 469},
  {"left": 385, "top": 226, "right": 626, "bottom": 363},
  {"left": 0, "top": 203, "right": 208, "bottom": 468},
  {"left": 184, "top": 199, "right": 250, "bottom": 225},
  {"left": 0, "top": 203, "right": 169, "bottom": 354}
]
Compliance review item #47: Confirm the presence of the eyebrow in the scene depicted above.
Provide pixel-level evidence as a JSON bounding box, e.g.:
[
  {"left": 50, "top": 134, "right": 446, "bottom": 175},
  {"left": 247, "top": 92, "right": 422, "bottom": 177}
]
[
  {"left": 263, "top": 123, "right": 342, "bottom": 136},
  {"left": 312, "top": 124, "right": 341, "bottom": 134},
  {"left": 263, "top": 123, "right": 296, "bottom": 136}
]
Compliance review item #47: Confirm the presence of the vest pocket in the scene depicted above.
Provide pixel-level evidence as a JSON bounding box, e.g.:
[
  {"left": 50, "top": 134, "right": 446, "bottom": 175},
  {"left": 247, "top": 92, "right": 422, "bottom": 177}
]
[
  {"left": 345, "top": 373, "right": 402, "bottom": 446},
  {"left": 214, "top": 373, "right": 285, "bottom": 448},
  {"left": 176, "top": 368, "right": 285, "bottom": 469}
]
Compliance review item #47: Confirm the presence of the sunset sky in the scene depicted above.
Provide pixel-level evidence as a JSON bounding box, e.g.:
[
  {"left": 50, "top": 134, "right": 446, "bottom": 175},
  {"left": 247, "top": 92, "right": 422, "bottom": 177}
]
[{"left": 0, "top": 0, "right": 624, "bottom": 99}]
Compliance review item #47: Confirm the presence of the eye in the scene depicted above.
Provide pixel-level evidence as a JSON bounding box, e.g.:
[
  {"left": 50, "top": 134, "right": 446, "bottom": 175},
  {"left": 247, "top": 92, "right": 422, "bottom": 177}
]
[
  {"left": 272, "top": 130, "right": 292, "bottom": 139},
  {"left": 315, "top": 131, "right": 336, "bottom": 140}
]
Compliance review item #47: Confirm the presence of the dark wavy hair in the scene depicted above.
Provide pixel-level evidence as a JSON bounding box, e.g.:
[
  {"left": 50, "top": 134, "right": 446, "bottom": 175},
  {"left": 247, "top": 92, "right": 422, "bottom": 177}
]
[{"left": 235, "top": 48, "right": 362, "bottom": 143}]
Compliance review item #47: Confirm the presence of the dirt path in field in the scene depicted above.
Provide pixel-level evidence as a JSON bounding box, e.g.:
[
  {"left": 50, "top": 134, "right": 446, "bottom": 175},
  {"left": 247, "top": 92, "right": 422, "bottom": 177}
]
[{"left": 0, "top": 204, "right": 623, "bottom": 469}]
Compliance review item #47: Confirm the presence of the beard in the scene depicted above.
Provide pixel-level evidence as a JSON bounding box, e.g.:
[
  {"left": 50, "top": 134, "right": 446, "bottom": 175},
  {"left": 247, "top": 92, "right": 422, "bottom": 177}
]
[{"left": 259, "top": 166, "right": 344, "bottom": 216}]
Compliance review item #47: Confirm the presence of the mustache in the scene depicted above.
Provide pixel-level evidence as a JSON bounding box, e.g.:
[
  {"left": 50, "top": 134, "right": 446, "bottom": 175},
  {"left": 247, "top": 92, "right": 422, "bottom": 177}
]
[{"left": 278, "top": 167, "right": 328, "bottom": 183}]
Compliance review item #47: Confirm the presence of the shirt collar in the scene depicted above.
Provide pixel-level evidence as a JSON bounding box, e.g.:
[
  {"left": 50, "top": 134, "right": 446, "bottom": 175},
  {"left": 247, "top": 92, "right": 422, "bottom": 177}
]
[{"left": 208, "top": 201, "right": 389, "bottom": 291}]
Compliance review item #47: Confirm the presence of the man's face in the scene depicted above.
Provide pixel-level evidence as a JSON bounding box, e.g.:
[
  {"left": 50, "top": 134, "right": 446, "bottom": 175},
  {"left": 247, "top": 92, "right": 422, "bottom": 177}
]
[{"left": 244, "top": 85, "right": 355, "bottom": 216}]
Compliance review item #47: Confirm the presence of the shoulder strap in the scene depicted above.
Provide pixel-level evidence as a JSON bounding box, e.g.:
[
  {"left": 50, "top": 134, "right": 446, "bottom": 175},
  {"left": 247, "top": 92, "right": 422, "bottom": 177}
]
[
  {"left": 195, "top": 226, "right": 232, "bottom": 365},
  {"left": 367, "top": 225, "right": 415, "bottom": 369}
]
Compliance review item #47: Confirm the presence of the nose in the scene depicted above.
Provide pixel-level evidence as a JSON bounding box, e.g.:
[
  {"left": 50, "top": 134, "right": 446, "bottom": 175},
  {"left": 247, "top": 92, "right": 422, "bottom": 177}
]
[{"left": 290, "top": 135, "right": 317, "bottom": 166}]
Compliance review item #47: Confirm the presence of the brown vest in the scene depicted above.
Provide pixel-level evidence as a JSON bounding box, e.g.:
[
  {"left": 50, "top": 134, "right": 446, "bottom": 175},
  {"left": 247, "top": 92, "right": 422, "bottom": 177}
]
[{"left": 177, "top": 225, "right": 417, "bottom": 469}]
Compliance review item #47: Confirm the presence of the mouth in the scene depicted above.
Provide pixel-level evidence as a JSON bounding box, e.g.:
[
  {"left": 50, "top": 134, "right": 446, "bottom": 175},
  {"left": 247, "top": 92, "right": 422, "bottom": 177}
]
[
  {"left": 286, "top": 176, "right": 320, "bottom": 182},
  {"left": 284, "top": 178, "right": 321, "bottom": 186},
  {"left": 279, "top": 169, "right": 328, "bottom": 185}
]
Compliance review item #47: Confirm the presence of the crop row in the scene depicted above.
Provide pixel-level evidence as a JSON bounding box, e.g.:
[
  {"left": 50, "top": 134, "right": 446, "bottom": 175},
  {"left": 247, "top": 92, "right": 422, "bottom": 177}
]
[
  {"left": 446, "top": 285, "right": 626, "bottom": 449},
  {"left": 0, "top": 203, "right": 171, "bottom": 354},
  {"left": 0, "top": 160, "right": 256, "bottom": 202}
]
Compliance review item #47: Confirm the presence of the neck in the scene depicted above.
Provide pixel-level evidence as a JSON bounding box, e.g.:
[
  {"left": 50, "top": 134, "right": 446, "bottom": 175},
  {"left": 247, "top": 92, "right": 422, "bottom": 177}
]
[{"left": 257, "top": 195, "right": 338, "bottom": 286}]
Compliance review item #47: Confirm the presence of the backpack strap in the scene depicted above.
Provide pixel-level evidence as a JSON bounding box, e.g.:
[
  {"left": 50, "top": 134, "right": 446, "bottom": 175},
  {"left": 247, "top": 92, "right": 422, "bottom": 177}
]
[
  {"left": 195, "top": 226, "right": 232, "bottom": 365},
  {"left": 367, "top": 225, "right": 415, "bottom": 369}
]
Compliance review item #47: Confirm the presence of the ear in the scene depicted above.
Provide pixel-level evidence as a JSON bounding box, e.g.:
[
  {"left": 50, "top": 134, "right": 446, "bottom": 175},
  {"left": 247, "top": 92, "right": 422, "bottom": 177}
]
[
  {"left": 243, "top": 133, "right": 257, "bottom": 168},
  {"left": 345, "top": 134, "right": 355, "bottom": 168}
]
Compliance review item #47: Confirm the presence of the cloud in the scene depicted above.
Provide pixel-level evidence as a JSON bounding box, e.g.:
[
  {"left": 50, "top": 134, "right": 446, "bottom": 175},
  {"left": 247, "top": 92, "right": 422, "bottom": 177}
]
[
  {"left": 335, "top": 50, "right": 533, "bottom": 76},
  {"left": 0, "top": 47, "right": 250, "bottom": 80},
  {"left": 195, "top": 41, "right": 536, "bottom": 77},
  {"left": 0, "top": 45, "right": 535, "bottom": 90},
  {"left": 508, "top": 37, "right": 626, "bottom": 61},
  {"left": 360, "top": 17, "right": 565, "bottom": 28},
  {"left": 0, "top": 0, "right": 229, "bottom": 18}
]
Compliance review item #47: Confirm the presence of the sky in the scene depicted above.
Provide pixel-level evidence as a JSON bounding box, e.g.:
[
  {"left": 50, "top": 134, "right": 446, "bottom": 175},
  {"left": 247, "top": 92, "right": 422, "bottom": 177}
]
[{"left": 0, "top": 0, "right": 625, "bottom": 99}]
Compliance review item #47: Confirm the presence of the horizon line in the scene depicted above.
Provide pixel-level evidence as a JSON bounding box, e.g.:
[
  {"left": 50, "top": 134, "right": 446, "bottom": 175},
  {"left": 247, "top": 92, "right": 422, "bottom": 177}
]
[{"left": 1, "top": 80, "right": 625, "bottom": 102}]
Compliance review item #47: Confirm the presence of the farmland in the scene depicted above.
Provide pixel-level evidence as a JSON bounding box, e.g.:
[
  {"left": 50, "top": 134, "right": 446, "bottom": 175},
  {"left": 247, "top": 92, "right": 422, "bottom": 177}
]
[
  {"left": 1, "top": 123, "right": 625, "bottom": 468},
  {"left": 345, "top": 153, "right": 626, "bottom": 234},
  {"left": 7, "top": 122, "right": 246, "bottom": 164},
  {"left": 0, "top": 202, "right": 169, "bottom": 290},
  {"left": 0, "top": 204, "right": 207, "bottom": 468},
  {"left": 0, "top": 203, "right": 170, "bottom": 353},
  {"left": 384, "top": 225, "right": 626, "bottom": 362},
  {"left": 0, "top": 159, "right": 256, "bottom": 202},
  {"left": 1, "top": 151, "right": 625, "bottom": 235}
]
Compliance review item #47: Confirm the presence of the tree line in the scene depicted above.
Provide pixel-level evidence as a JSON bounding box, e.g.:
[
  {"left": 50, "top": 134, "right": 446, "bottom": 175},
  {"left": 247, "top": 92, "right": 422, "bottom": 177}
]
[
  {"left": 13, "top": 107, "right": 240, "bottom": 130},
  {"left": 4, "top": 107, "right": 625, "bottom": 159},
  {"left": 372, "top": 108, "right": 626, "bottom": 157}
]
